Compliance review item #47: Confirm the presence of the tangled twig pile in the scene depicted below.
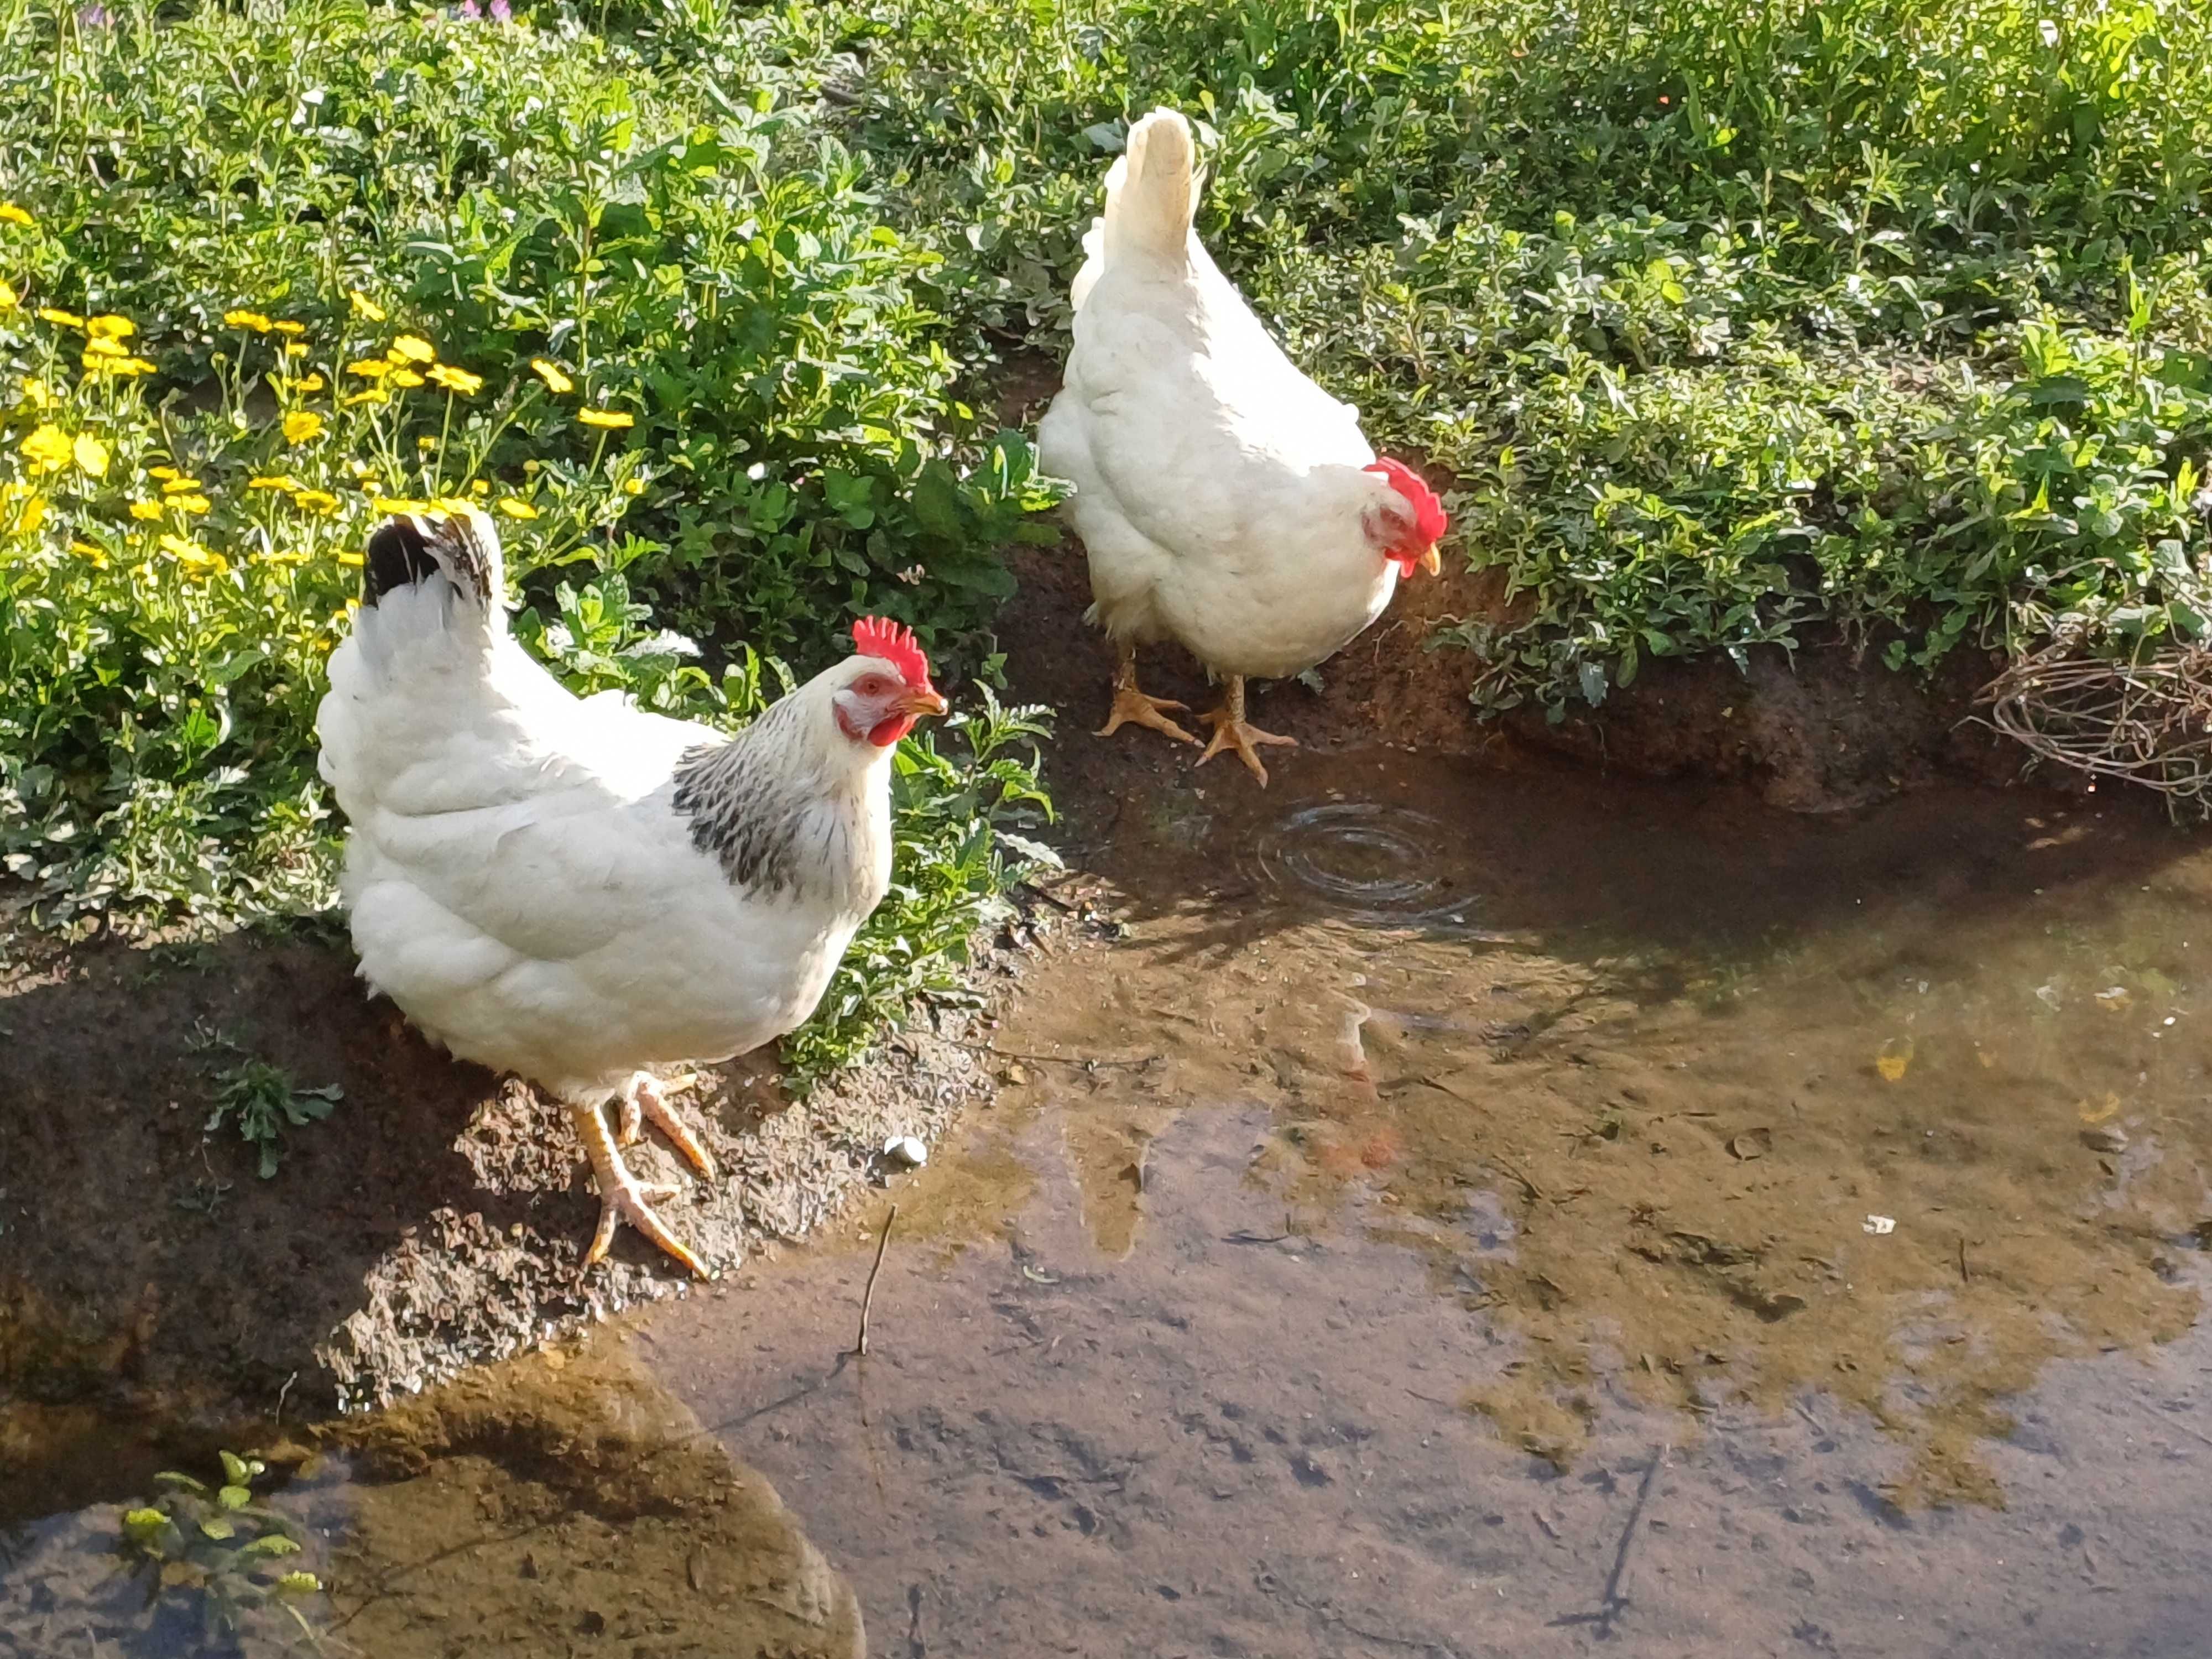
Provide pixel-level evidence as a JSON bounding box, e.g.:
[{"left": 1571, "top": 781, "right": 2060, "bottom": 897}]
[{"left": 1983, "top": 634, "right": 2212, "bottom": 815}]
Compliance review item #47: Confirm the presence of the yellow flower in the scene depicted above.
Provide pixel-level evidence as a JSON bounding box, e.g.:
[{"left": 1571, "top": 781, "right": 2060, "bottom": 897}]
[
  {"left": 160, "top": 477, "right": 204, "bottom": 494},
  {"left": 0, "top": 202, "right": 33, "bottom": 227},
  {"left": 529, "top": 358, "right": 574, "bottom": 394},
  {"left": 496, "top": 497, "right": 538, "bottom": 519},
  {"left": 346, "top": 358, "right": 392, "bottom": 380},
  {"left": 294, "top": 373, "right": 325, "bottom": 393},
  {"left": 469, "top": 479, "right": 489, "bottom": 495},
  {"left": 282, "top": 410, "right": 326, "bottom": 445},
  {"left": 224, "top": 309, "right": 275, "bottom": 332},
  {"left": 257, "top": 548, "right": 311, "bottom": 567},
  {"left": 248, "top": 475, "right": 297, "bottom": 492},
  {"left": 38, "top": 307, "right": 85, "bottom": 328},
  {"left": 72, "top": 432, "right": 110, "bottom": 477},
  {"left": 387, "top": 368, "right": 425, "bottom": 388},
  {"left": 427, "top": 363, "right": 482, "bottom": 395},
  {"left": 293, "top": 488, "right": 340, "bottom": 513},
  {"left": 12, "top": 494, "right": 46, "bottom": 533},
  {"left": 284, "top": 341, "right": 309, "bottom": 357},
  {"left": 0, "top": 279, "right": 20, "bottom": 312},
  {"left": 128, "top": 500, "right": 163, "bottom": 520},
  {"left": 85, "top": 314, "right": 134, "bottom": 340},
  {"left": 430, "top": 494, "right": 472, "bottom": 514},
  {"left": 119, "top": 357, "right": 157, "bottom": 375},
  {"left": 71, "top": 539, "right": 107, "bottom": 567},
  {"left": 388, "top": 335, "right": 436, "bottom": 364},
  {"left": 337, "top": 550, "right": 366, "bottom": 566},
  {"left": 622, "top": 477, "right": 644, "bottom": 496},
  {"left": 372, "top": 495, "right": 429, "bottom": 514},
  {"left": 348, "top": 291, "right": 387, "bottom": 322},
  {"left": 21, "top": 423, "right": 72, "bottom": 472},
  {"left": 577, "top": 408, "right": 634, "bottom": 429},
  {"left": 343, "top": 388, "right": 390, "bottom": 408},
  {"left": 148, "top": 465, "right": 179, "bottom": 481},
  {"left": 20, "top": 377, "right": 53, "bottom": 408},
  {"left": 158, "top": 533, "right": 228, "bottom": 575},
  {"left": 274, "top": 320, "right": 307, "bottom": 337},
  {"left": 82, "top": 337, "right": 127, "bottom": 361},
  {"left": 171, "top": 494, "right": 212, "bottom": 515}
]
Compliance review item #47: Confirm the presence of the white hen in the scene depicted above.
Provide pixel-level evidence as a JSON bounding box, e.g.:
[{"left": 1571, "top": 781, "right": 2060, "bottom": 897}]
[
  {"left": 1039, "top": 107, "right": 1448, "bottom": 784},
  {"left": 315, "top": 509, "right": 946, "bottom": 1275}
]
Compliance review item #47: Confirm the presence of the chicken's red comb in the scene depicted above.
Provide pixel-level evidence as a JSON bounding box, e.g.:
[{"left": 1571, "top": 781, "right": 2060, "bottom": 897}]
[
  {"left": 852, "top": 615, "right": 933, "bottom": 688},
  {"left": 1365, "top": 458, "right": 1449, "bottom": 545}
]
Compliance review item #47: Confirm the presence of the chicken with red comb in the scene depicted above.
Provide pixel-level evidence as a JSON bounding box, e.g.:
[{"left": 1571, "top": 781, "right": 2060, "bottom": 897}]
[
  {"left": 1039, "top": 107, "right": 1450, "bottom": 785},
  {"left": 317, "top": 512, "right": 948, "bottom": 1276}
]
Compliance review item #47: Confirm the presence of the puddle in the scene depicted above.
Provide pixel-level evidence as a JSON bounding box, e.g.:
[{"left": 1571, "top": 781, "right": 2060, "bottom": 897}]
[
  {"left": 0, "top": 1345, "right": 865, "bottom": 1658},
  {"left": 7, "top": 747, "right": 2212, "bottom": 1652}
]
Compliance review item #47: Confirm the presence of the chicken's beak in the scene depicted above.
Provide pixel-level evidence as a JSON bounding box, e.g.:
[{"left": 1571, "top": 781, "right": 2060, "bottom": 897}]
[
  {"left": 1418, "top": 542, "right": 1442, "bottom": 577},
  {"left": 896, "top": 686, "right": 950, "bottom": 718}
]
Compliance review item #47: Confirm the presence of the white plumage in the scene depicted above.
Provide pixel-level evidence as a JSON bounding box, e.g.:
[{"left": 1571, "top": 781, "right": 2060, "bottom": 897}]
[
  {"left": 315, "top": 509, "right": 946, "bottom": 1274},
  {"left": 1039, "top": 107, "right": 1447, "bottom": 783}
]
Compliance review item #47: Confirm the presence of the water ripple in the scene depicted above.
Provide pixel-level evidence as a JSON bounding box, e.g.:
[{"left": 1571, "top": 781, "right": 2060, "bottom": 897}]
[{"left": 1247, "top": 801, "right": 1484, "bottom": 928}]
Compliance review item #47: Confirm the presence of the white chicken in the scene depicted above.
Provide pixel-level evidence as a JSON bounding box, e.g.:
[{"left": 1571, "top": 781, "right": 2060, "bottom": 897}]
[
  {"left": 1039, "top": 107, "right": 1449, "bottom": 785},
  {"left": 315, "top": 508, "right": 946, "bottom": 1276}
]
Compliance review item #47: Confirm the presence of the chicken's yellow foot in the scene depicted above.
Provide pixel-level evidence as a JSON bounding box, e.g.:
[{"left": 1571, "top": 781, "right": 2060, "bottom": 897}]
[
  {"left": 569, "top": 1099, "right": 709, "bottom": 1278},
  {"left": 615, "top": 1071, "right": 715, "bottom": 1177},
  {"left": 1098, "top": 645, "right": 1197, "bottom": 745},
  {"left": 1196, "top": 675, "right": 1296, "bottom": 786}
]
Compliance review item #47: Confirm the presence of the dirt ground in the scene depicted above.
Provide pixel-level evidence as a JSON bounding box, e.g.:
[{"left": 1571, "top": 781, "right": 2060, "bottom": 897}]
[{"left": 0, "top": 914, "right": 1016, "bottom": 1518}]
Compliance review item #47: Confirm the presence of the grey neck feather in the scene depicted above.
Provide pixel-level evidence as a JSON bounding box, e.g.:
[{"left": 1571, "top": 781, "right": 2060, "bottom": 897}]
[{"left": 670, "top": 696, "right": 889, "bottom": 919}]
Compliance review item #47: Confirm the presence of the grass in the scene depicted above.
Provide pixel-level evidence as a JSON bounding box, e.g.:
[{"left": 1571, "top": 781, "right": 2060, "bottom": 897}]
[{"left": 7, "top": 0, "right": 2212, "bottom": 1070}]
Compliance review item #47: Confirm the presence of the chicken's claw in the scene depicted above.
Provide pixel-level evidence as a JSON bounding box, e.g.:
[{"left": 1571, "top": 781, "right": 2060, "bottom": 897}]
[
  {"left": 568, "top": 1100, "right": 711, "bottom": 1278},
  {"left": 618, "top": 1071, "right": 715, "bottom": 1177},
  {"left": 1098, "top": 682, "right": 1197, "bottom": 745},
  {"left": 1196, "top": 676, "right": 1296, "bottom": 786}
]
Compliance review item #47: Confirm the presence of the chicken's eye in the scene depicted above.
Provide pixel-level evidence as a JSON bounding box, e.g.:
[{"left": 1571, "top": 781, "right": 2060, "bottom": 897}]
[{"left": 855, "top": 674, "right": 893, "bottom": 697}]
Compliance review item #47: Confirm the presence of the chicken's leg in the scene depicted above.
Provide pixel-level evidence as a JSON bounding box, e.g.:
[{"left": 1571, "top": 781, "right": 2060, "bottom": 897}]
[
  {"left": 1196, "top": 676, "right": 1297, "bottom": 786},
  {"left": 570, "top": 1099, "right": 709, "bottom": 1278},
  {"left": 615, "top": 1071, "right": 716, "bottom": 1178},
  {"left": 1098, "top": 642, "right": 1197, "bottom": 745}
]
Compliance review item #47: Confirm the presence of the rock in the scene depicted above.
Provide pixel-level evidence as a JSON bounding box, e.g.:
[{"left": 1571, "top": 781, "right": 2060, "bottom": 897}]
[
  {"left": 884, "top": 1135, "right": 927, "bottom": 1167},
  {"left": 2081, "top": 1126, "right": 2128, "bottom": 1153}
]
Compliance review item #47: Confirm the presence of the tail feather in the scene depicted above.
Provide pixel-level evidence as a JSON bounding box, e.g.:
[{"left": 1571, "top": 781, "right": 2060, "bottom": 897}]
[
  {"left": 343, "top": 508, "right": 508, "bottom": 682},
  {"left": 363, "top": 509, "right": 502, "bottom": 612},
  {"left": 1101, "top": 107, "right": 1196, "bottom": 268}
]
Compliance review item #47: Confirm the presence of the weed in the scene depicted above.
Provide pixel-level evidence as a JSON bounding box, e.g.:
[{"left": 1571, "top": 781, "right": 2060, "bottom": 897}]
[
  {"left": 120, "top": 1451, "right": 323, "bottom": 1650},
  {"left": 205, "top": 1061, "right": 342, "bottom": 1179}
]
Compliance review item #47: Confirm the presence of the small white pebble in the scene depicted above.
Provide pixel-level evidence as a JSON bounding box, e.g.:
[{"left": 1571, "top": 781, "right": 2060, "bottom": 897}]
[
  {"left": 1863, "top": 1214, "right": 1896, "bottom": 1236},
  {"left": 884, "top": 1135, "right": 927, "bottom": 1167}
]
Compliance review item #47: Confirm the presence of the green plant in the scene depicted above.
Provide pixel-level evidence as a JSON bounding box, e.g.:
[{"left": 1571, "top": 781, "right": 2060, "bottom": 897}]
[
  {"left": 119, "top": 1451, "right": 322, "bottom": 1648},
  {"left": 205, "top": 1061, "right": 343, "bottom": 1179}
]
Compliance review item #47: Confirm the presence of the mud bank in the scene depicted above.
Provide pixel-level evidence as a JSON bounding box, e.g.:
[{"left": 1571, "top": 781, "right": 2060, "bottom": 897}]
[{"left": 0, "top": 915, "right": 1018, "bottom": 1510}]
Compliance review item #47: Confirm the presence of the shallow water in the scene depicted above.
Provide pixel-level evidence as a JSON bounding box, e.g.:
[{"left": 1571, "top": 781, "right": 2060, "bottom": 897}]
[{"left": 6, "top": 749, "right": 2212, "bottom": 1654}]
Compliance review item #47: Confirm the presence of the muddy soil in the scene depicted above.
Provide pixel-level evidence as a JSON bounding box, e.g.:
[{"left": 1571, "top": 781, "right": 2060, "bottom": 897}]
[{"left": 0, "top": 916, "right": 1012, "bottom": 1503}]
